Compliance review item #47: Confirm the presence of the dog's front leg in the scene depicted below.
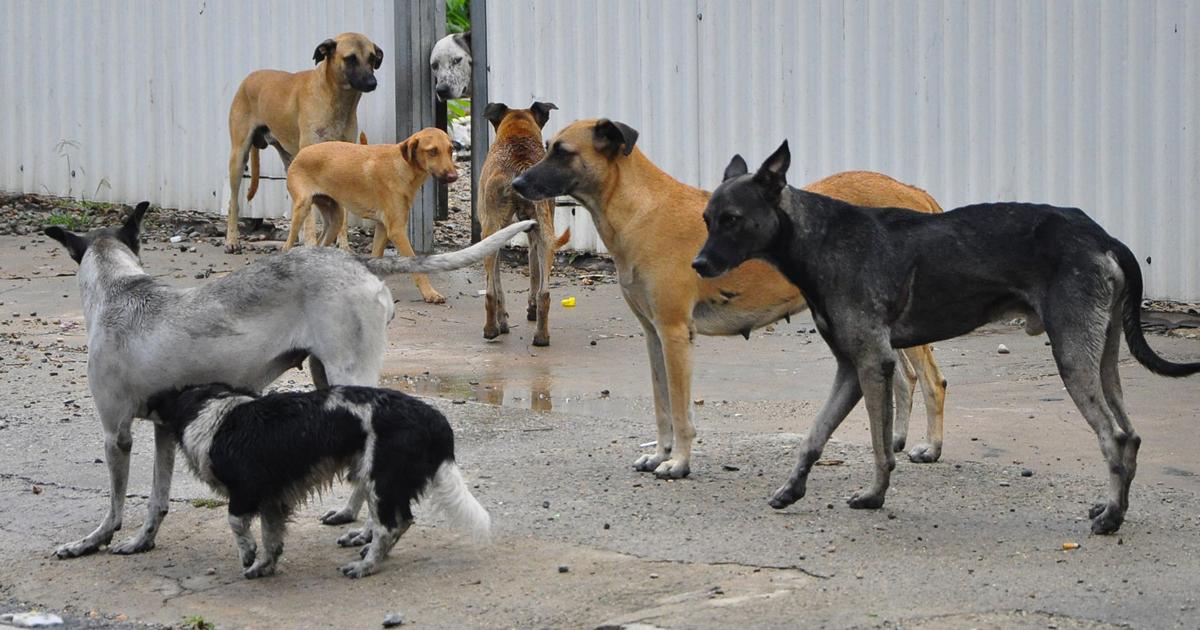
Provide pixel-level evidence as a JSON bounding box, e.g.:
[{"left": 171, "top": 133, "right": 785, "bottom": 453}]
[
  {"left": 56, "top": 407, "right": 134, "bottom": 558},
  {"left": 770, "top": 359, "right": 862, "bottom": 509},
  {"left": 848, "top": 356, "right": 898, "bottom": 509},
  {"left": 651, "top": 320, "right": 696, "bottom": 479},
  {"left": 630, "top": 312, "right": 674, "bottom": 473},
  {"left": 110, "top": 422, "right": 176, "bottom": 554}
]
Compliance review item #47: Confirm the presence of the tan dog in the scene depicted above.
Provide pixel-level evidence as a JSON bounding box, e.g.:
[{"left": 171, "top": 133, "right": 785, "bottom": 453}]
[
  {"left": 226, "top": 32, "right": 384, "bottom": 253},
  {"left": 513, "top": 119, "right": 948, "bottom": 478},
  {"left": 284, "top": 128, "right": 459, "bottom": 304},
  {"left": 478, "top": 102, "right": 571, "bottom": 346}
]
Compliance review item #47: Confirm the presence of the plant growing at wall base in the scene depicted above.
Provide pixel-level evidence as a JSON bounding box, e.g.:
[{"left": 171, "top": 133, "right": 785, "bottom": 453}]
[{"left": 447, "top": 0, "right": 470, "bottom": 33}]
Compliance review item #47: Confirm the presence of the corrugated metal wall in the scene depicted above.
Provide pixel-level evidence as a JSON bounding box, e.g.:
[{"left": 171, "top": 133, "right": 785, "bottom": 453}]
[
  {"left": 485, "top": 0, "right": 1200, "bottom": 301},
  {"left": 0, "top": 0, "right": 396, "bottom": 220}
]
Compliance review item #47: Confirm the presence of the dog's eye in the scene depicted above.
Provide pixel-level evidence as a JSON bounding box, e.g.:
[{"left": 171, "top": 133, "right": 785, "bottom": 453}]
[
  {"left": 431, "top": 61, "right": 439, "bottom": 70},
  {"left": 428, "top": 148, "right": 439, "bottom": 156},
  {"left": 452, "top": 57, "right": 463, "bottom": 65},
  {"left": 721, "top": 214, "right": 740, "bottom": 227}
]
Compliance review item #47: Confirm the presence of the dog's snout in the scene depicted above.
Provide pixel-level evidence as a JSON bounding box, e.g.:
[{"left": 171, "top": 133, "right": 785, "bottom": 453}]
[
  {"left": 361, "top": 76, "right": 378, "bottom": 92},
  {"left": 511, "top": 175, "right": 530, "bottom": 196},
  {"left": 691, "top": 255, "right": 713, "bottom": 276},
  {"left": 435, "top": 84, "right": 453, "bottom": 100},
  {"left": 442, "top": 171, "right": 459, "bottom": 184}
]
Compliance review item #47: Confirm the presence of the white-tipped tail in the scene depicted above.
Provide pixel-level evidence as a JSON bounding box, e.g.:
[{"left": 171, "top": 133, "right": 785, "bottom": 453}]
[
  {"left": 363, "top": 220, "right": 537, "bottom": 277},
  {"left": 422, "top": 461, "right": 492, "bottom": 544}
]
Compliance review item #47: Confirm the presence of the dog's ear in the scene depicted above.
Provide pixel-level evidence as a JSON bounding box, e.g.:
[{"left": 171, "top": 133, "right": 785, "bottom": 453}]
[
  {"left": 483, "top": 103, "right": 509, "bottom": 130},
  {"left": 313, "top": 38, "right": 337, "bottom": 64},
  {"left": 116, "top": 201, "right": 150, "bottom": 254},
  {"left": 44, "top": 226, "right": 89, "bottom": 264},
  {"left": 371, "top": 44, "right": 384, "bottom": 69},
  {"left": 723, "top": 154, "right": 749, "bottom": 181},
  {"left": 454, "top": 31, "right": 471, "bottom": 55},
  {"left": 530, "top": 102, "right": 558, "bottom": 129},
  {"left": 398, "top": 138, "right": 417, "bottom": 166},
  {"left": 753, "top": 140, "right": 790, "bottom": 195},
  {"left": 592, "top": 119, "right": 639, "bottom": 159}
]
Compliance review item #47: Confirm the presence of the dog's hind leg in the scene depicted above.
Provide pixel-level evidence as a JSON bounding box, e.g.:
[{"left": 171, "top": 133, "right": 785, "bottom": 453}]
[
  {"left": 341, "top": 493, "right": 410, "bottom": 579},
  {"left": 1100, "top": 316, "right": 1140, "bottom": 513},
  {"left": 109, "top": 422, "right": 176, "bottom": 554},
  {"left": 481, "top": 214, "right": 510, "bottom": 339},
  {"left": 309, "top": 356, "right": 330, "bottom": 389},
  {"left": 244, "top": 502, "right": 286, "bottom": 579},
  {"left": 527, "top": 223, "right": 551, "bottom": 346},
  {"left": 848, "top": 353, "right": 898, "bottom": 509},
  {"left": 770, "top": 358, "right": 862, "bottom": 509},
  {"left": 903, "top": 344, "right": 947, "bottom": 463},
  {"left": 1047, "top": 297, "right": 1130, "bottom": 534},
  {"left": 56, "top": 402, "right": 135, "bottom": 558},
  {"left": 225, "top": 127, "right": 254, "bottom": 253},
  {"left": 227, "top": 512, "right": 257, "bottom": 568},
  {"left": 891, "top": 350, "right": 916, "bottom": 454}
]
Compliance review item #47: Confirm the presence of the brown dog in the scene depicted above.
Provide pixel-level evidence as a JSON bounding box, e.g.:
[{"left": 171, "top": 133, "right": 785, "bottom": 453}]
[
  {"left": 478, "top": 102, "right": 571, "bottom": 346},
  {"left": 226, "top": 32, "right": 384, "bottom": 253},
  {"left": 512, "top": 119, "right": 948, "bottom": 478},
  {"left": 283, "top": 128, "right": 459, "bottom": 304}
]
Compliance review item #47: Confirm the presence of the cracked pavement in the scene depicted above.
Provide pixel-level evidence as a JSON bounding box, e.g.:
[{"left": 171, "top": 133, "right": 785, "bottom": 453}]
[{"left": 2, "top": 232, "right": 1200, "bottom": 629}]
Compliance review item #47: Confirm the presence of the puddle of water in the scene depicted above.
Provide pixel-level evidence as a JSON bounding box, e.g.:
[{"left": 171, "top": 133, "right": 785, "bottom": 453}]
[{"left": 382, "top": 371, "right": 643, "bottom": 418}]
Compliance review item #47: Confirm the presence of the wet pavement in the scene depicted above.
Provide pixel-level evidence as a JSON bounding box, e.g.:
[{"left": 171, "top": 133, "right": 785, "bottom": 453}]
[{"left": 2, "top": 233, "right": 1200, "bottom": 628}]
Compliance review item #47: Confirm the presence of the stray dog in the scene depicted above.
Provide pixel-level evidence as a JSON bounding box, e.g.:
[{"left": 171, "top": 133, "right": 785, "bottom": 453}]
[
  {"left": 431, "top": 31, "right": 471, "bottom": 101},
  {"left": 284, "top": 127, "right": 460, "bottom": 304},
  {"left": 227, "top": 32, "right": 384, "bottom": 252},
  {"left": 694, "top": 141, "right": 1200, "bottom": 534},
  {"left": 512, "top": 119, "right": 948, "bottom": 478},
  {"left": 479, "top": 102, "right": 571, "bottom": 346},
  {"left": 43, "top": 203, "right": 532, "bottom": 558},
  {"left": 146, "top": 383, "right": 490, "bottom": 579}
]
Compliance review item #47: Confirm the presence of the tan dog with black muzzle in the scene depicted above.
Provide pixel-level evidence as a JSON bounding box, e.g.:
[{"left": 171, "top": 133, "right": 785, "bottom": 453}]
[
  {"left": 284, "top": 128, "right": 459, "bottom": 304},
  {"left": 478, "top": 101, "right": 570, "bottom": 346},
  {"left": 226, "top": 32, "right": 384, "bottom": 253},
  {"left": 513, "top": 118, "right": 949, "bottom": 479}
]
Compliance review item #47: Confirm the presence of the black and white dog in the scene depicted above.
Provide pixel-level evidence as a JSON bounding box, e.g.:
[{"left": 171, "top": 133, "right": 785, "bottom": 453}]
[
  {"left": 693, "top": 141, "right": 1200, "bottom": 534},
  {"left": 147, "top": 383, "right": 490, "bottom": 579}
]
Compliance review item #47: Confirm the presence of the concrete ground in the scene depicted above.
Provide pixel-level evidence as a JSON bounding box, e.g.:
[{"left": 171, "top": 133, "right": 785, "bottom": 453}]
[{"left": 2, "top": 234, "right": 1200, "bottom": 629}]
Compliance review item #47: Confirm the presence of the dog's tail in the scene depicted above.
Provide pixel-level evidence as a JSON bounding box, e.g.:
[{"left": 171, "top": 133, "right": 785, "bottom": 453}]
[
  {"left": 552, "top": 227, "right": 572, "bottom": 251},
  {"left": 362, "top": 220, "right": 535, "bottom": 277},
  {"left": 246, "top": 148, "right": 262, "bottom": 202},
  {"left": 1115, "top": 244, "right": 1200, "bottom": 377},
  {"left": 423, "top": 460, "right": 491, "bottom": 543}
]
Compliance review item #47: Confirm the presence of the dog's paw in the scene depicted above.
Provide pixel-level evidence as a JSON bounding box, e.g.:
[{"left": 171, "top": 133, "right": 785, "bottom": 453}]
[
  {"left": 242, "top": 560, "right": 277, "bottom": 579},
  {"left": 526, "top": 303, "right": 537, "bottom": 322},
  {"left": 223, "top": 242, "right": 243, "bottom": 254},
  {"left": 907, "top": 443, "right": 942, "bottom": 463},
  {"left": 847, "top": 490, "right": 886, "bottom": 510},
  {"left": 237, "top": 544, "right": 258, "bottom": 568},
  {"left": 423, "top": 291, "right": 447, "bottom": 304},
  {"left": 320, "top": 508, "right": 357, "bottom": 526},
  {"left": 768, "top": 481, "right": 807, "bottom": 509},
  {"left": 633, "top": 451, "right": 668, "bottom": 473},
  {"left": 54, "top": 537, "right": 104, "bottom": 559},
  {"left": 1089, "top": 502, "right": 1124, "bottom": 535},
  {"left": 891, "top": 437, "right": 907, "bottom": 453},
  {"left": 532, "top": 334, "right": 550, "bottom": 347},
  {"left": 337, "top": 528, "right": 373, "bottom": 547},
  {"left": 109, "top": 535, "right": 155, "bottom": 555},
  {"left": 483, "top": 325, "right": 501, "bottom": 340},
  {"left": 340, "top": 559, "right": 378, "bottom": 579},
  {"left": 653, "top": 458, "right": 691, "bottom": 480}
]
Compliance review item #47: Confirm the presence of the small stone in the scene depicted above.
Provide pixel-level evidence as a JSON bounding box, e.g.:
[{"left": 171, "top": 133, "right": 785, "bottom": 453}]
[
  {"left": 558, "top": 565, "right": 569, "bottom": 573},
  {"left": 590, "top": 340, "right": 597, "bottom": 346},
  {"left": 542, "top": 500, "right": 550, "bottom": 509},
  {"left": 382, "top": 612, "right": 404, "bottom": 627},
  {"left": 603, "top": 523, "right": 610, "bottom": 530},
  {"left": 649, "top": 572, "right": 659, "bottom": 579},
  {"left": 600, "top": 389, "right": 610, "bottom": 397},
  {"left": 721, "top": 464, "right": 740, "bottom": 472},
  {"left": 451, "top": 399, "right": 466, "bottom": 404},
  {"left": 999, "top": 481, "right": 1011, "bottom": 487},
  {"left": 997, "top": 343, "right": 1010, "bottom": 354},
  {"left": 206, "top": 567, "right": 217, "bottom": 575},
  {"left": 1021, "top": 469, "right": 1034, "bottom": 477}
]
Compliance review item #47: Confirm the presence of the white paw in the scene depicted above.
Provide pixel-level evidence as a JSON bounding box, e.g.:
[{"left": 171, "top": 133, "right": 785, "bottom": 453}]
[
  {"left": 652, "top": 458, "right": 691, "bottom": 479},
  {"left": 109, "top": 536, "right": 155, "bottom": 555},
  {"left": 907, "top": 443, "right": 942, "bottom": 463},
  {"left": 337, "top": 528, "right": 373, "bottom": 547},
  {"left": 633, "top": 451, "right": 669, "bottom": 473},
  {"left": 242, "top": 560, "right": 277, "bottom": 579},
  {"left": 340, "top": 559, "right": 378, "bottom": 579}
]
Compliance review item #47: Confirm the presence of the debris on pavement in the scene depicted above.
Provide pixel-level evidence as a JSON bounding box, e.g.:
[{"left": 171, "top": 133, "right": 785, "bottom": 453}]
[
  {"left": 381, "top": 612, "right": 404, "bottom": 627},
  {"left": 0, "top": 611, "right": 64, "bottom": 627}
]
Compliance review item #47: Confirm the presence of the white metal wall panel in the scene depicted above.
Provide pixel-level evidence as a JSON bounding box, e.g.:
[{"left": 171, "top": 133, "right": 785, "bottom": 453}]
[
  {"left": 0, "top": 0, "right": 396, "bottom": 220},
  {"left": 486, "top": 0, "right": 1200, "bottom": 300}
]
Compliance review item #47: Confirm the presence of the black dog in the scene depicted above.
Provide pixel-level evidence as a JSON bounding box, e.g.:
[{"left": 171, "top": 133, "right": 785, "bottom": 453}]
[
  {"left": 147, "top": 384, "right": 490, "bottom": 578},
  {"left": 692, "top": 141, "right": 1200, "bottom": 534}
]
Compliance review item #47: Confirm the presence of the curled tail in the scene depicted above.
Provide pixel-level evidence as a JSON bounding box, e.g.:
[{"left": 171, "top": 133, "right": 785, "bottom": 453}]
[
  {"left": 1115, "top": 245, "right": 1200, "bottom": 376},
  {"left": 363, "top": 220, "right": 535, "bottom": 277},
  {"left": 423, "top": 461, "right": 491, "bottom": 543},
  {"left": 246, "top": 148, "right": 261, "bottom": 202}
]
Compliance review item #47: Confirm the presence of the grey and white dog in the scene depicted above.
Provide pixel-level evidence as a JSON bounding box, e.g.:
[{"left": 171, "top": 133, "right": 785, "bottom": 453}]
[
  {"left": 44, "top": 202, "right": 532, "bottom": 558},
  {"left": 693, "top": 142, "right": 1200, "bottom": 535},
  {"left": 431, "top": 31, "right": 471, "bottom": 102}
]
